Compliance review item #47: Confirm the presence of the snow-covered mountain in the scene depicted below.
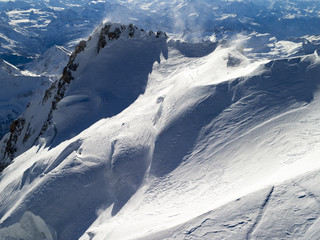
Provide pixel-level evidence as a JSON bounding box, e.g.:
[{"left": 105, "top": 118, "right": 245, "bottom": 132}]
[
  {"left": 1, "top": 18, "right": 320, "bottom": 240},
  {"left": 0, "top": 0, "right": 138, "bottom": 65},
  {"left": 0, "top": 22, "right": 167, "bottom": 164},
  {"left": 0, "top": 59, "right": 21, "bottom": 77},
  {"left": 2, "top": 0, "right": 320, "bottom": 66},
  {"left": 108, "top": 0, "right": 320, "bottom": 41},
  {"left": 0, "top": 59, "right": 49, "bottom": 151},
  {"left": 0, "top": 44, "right": 69, "bottom": 155},
  {"left": 1, "top": 0, "right": 320, "bottom": 239},
  {"left": 25, "top": 45, "right": 71, "bottom": 80}
]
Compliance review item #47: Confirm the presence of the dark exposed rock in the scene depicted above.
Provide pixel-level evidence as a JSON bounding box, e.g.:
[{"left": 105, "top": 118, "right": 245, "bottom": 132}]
[
  {"left": 4, "top": 118, "right": 25, "bottom": 160},
  {"left": 42, "top": 84, "right": 56, "bottom": 104},
  {"left": 156, "top": 31, "right": 166, "bottom": 38},
  {"left": 96, "top": 23, "right": 160, "bottom": 53},
  {"left": 0, "top": 38, "right": 86, "bottom": 164},
  {"left": 98, "top": 25, "right": 110, "bottom": 52},
  {"left": 0, "top": 162, "right": 8, "bottom": 172},
  {"left": 23, "top": 123, "right": 31, "bottom": 143},
  {"left": 128, "top": 23, "right": 135, "bottom": 38},
  {"left": 61, "top": 67, "right": 73, "bottom": 83},
  {"left": 70, "top": 40, "right": 87, "bottom": 63},
  {"left": 9, "top": 118, "right": 25, "bottom": 134},
  {"left": 68, "top": 63, "right": 78, "bottom": 71},
  {"left": 97, "top": 24, "right": 125, "bottom": 53},
  {"left": 108, "top": 27, "right": 122, "bottom": 40}
]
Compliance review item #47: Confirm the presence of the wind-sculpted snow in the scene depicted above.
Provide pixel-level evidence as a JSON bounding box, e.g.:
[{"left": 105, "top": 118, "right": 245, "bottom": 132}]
[
  {"left": 0, "top": 23, "right": 167, "bottom": 165},
  {"left": 138, "top": 170, "right": 320, "bottom": 240},
  {"left": 1, "top": 20, "right": 320, "bottom": 238},
  {"left": 1, "top": 1, "right": 320, "bottom": 239}
]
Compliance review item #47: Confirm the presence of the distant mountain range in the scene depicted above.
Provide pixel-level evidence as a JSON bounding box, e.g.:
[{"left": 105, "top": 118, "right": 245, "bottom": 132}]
[
  {"left": 1, "top": 0, "right": 320, "bottom": 66},
  {"left": 0, "top": 0, "right": 136, "bottom": 65}
]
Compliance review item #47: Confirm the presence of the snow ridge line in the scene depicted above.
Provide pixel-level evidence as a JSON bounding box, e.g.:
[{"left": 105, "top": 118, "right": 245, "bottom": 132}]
[{"left": 246, "top": 186, "right": 275, "bottom": 240}]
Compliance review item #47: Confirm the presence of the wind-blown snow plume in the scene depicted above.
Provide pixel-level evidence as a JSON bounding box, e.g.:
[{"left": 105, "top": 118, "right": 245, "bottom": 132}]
[
  {"left": 1, "top": 1, "right": 320, "bottom": 240},
  {"left": 171, "top": 1, "right": 207, "bottom": 42}
]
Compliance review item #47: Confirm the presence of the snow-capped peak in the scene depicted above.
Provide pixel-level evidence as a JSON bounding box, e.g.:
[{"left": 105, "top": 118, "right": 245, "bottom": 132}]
[
  {"left": 0, "top": 22, "right": 168, "bottom": 164},
  {"left": 2, "top": 2, "right": 320, "bottom": 240}
]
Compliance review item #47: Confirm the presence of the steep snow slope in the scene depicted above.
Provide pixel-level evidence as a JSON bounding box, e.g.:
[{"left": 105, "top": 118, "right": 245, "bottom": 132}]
[
  {"left": 80, "top": 48, "right": 320, "bottom": 240},
  {"left": 0, "top": 60, "right": 48, "bottom": 150},
  {"left": 0, "top": 23, "right": 167, "bottom": 163},
  {"left": 0, "top": 59, "right": 21, "bottom": 76},
  {"left": 0, "top": 45, "right": 69, "bottom": 145},
  {"left": 25, "top": 45, "right": 71, "bottom": 80},
  {"left": 1, "top": 22, "right": 320, "bottom": 239}
]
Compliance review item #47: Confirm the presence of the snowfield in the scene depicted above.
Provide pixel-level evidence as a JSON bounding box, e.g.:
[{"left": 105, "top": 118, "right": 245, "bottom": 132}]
[{"left": 0, "top": 19, "right": 320, "bottom": 239}]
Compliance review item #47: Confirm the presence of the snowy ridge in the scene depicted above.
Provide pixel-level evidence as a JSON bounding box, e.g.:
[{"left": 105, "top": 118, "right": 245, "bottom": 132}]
[
  {"left": 1, "top": 18, "right": 320, "bottom": 239},
  {"left": 25, "top": 45, "right": 71, "bottom": 80},
  {"left": 0, "top": 22, "right": 167, "bottom": 166},
  {"left": 1, "top": 1, "right": 320, "bottom": 239},
  {"left": 0, "top": 59, "right": 22, "bottom": 77},
  {"left": 82, "top": 51, "right": 320, "bottom": 240}
]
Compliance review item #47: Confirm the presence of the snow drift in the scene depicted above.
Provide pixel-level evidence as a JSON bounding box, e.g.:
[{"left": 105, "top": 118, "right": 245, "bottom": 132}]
[{"left": 1, "top": 21, "right": 320, "bottom": 240}]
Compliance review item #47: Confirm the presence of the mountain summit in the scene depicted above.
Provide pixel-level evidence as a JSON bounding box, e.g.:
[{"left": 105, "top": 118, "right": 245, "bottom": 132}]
[
  {"left": 1, "top": 2, "right": 320, "bottom": 239},
  {"left": 0, "top": 23, "right": 167, "bottom": 168}
]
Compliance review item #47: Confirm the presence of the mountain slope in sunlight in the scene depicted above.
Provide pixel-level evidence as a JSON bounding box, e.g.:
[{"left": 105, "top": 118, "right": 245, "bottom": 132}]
[{"left": 0, "top": 21, "right": 320, "bottom": 240}]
